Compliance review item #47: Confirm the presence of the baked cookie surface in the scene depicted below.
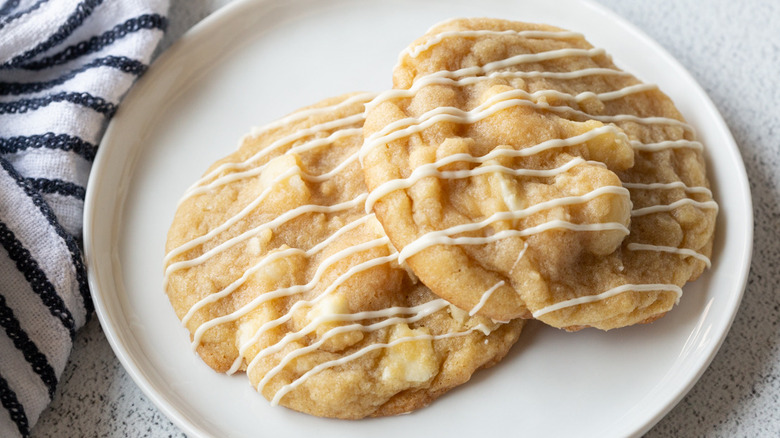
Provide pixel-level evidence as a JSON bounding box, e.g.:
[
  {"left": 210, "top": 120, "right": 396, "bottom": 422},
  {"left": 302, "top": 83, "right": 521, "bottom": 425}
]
[
  {"left": 163, "top": 93, "right": 523, "bottom": 419},
  {"left": 361, "top": 18, "right": 717, "bottom": 329}
]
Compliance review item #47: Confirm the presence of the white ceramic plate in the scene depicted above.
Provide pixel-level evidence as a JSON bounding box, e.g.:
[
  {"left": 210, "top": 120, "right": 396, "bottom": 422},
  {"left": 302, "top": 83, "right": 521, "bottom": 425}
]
[{"left": 83, "top": 0, "right": 752, "bottom": 437}]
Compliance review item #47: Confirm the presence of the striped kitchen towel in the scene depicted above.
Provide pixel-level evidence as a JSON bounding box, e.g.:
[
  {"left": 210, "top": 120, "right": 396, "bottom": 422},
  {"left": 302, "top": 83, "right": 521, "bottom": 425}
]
[{"left": 0, "top": 1, "right": 169, "bottom": 436}]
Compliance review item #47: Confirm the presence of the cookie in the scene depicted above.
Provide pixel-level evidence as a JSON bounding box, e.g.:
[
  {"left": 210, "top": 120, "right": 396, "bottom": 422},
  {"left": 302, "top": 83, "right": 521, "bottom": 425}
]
[
  {"left": 361, "top": 18, "right": 717, "bottom": 329},
  {"left": 163, "top": 93, "right": 524, "bottom": 419}
]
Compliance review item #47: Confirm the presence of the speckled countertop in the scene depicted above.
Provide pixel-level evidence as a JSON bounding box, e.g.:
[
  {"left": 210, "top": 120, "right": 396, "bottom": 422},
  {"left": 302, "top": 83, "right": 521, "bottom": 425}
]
[{"left": 30, "top": 0, "right": 779, "bottom": 436}]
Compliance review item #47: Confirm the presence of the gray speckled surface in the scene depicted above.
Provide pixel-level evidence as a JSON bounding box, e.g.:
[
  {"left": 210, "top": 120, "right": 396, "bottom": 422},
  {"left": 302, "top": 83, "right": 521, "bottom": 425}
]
[{"left": 31, "top": 0, "right": 779, "bottom": 436}]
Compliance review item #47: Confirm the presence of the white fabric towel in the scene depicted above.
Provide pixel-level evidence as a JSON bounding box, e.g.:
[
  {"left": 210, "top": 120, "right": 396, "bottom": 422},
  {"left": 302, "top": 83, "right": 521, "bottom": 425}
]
[{"left": 0, "top": 1, "right": 169, "bottom": 436}]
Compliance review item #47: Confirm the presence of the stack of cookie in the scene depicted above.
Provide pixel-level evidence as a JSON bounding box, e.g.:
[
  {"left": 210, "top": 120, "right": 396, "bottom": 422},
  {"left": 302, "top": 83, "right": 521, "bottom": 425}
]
[{"left": 163, "top": 18, "right": 717, "bottom": 419}]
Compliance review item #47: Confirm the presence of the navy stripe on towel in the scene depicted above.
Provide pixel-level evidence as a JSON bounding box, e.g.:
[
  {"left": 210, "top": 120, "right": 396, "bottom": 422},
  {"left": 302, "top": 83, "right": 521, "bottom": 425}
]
[
  {"left": 0, "top": 56, "right": 147, "bottom": 96},
  {"left": 0, "top": 0, "right": 49, "bottom": 32},
  {"left": 0, "top": 294, "right": 58, "bottom": 399},
  {"left": 0, "top": 0, "right": 19, "bottom": 16},
  {"left": 3, "top": 0, "right": 105, "bottom": 68},
  {"left": 0, "top": 0, "right": 167, "bottom": 434},
  {"left": 26, "top": 178, "right": 85, "bottom": 200},
  {"left": 0, "top": 133, "right": 97, "bottom": 162},
  {"left": 0, "top": 219, "right": 77, "bottom": 340},
  {"left": 1, "top": 158, "right": 92, "bottom": 316},
  {"left": 0, "top": 91, "right": 116, "bottom": 116},
  {"left": 16, "top": 14, "right": 167, "bottom": 71},
  {"left": 0, "top": 372, "right": 29, "bottom": 437}
]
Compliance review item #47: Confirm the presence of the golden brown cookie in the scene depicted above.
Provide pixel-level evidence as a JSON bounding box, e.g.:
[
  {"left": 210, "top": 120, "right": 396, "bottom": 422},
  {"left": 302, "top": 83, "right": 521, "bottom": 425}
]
[
  {"left": 361, "top": 18, "right": 717, "bottom": 329},
  {"left": 163, "top": 93, "right": 524, "bottom": 419}
]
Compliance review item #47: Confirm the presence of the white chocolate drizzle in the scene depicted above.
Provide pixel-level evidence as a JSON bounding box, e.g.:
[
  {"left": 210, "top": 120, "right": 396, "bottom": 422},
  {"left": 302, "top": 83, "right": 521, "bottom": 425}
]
[
  {"left": 246, "top": 92, "right": 376, "bottom": 140},
  {"left": 165, "top": 166, "right": 301, "bottom": 266},
  {"left": 251, "top": 299, "right": 450, "bottom": 389},
  {"left": 630, "top": 139, "right": 703, "bottom": 152},
  {"left": 166, "top": 150, "right": 365, "bottom": 269},
  {"left": 269, "top": 325, "right": 490, "bottom": 406},
  {"left": 361, "top": 87, "right": 692, "bottom": 163},
  {"left": 510, "top": 241, "right": 530, "bottom": 271},
  {"left": 189, "top": 236, "right": 391, "bottom": 348},
  {"left": 469, "top": 281, "right": 505, "bottom": 316},
  {"left": 163, "top": 193, "right": 368, "bottom": 288},
  {"left": 365, "top": 67, "right": 635, "bottom": 113},
  {"left": 182, "top": 214, "right": 376, "bottom": 327},
  {"left": 627, "top": 243, "right": 712, "bottom": 268},
  {"left": 358, "top": 24, "right": 718, "bottom": 327},
  {"left": 400, "top": 220, "right": 629, "bottom": 265},
  {"left": 473, "top": 47, "right": 607, "bottom": 78},
  {"left": 366, "top": 156, "right": 588, "bottom": 213},
  {"left": 168, "top": 123, "right": 500, "bottom": 404},
  {"left": 397, "top": 186, "right": 630, "bottom": 264},
  {"left": 401, "top": 29, "right": 584, "bottom": 60},
  {"left": 166, "top": 26, "right": 721, "bottom": 406},
  {"left": 532, "top": 284, "right": 683, "bottom": 318},
  {"left": 372, "top": 80, "right": 657, "bottom": 115},
  {"left": 631, "top": 198, "right": 719, "bottom": 217},
  {"left": 225, "top": 251, "right": 402, "bottom": 375},
  {"left": 182, "top": 122, "right": 364, "bottom": 204},
  {"left": 622, "top": 181, "right": 713, "bottom": 197}
]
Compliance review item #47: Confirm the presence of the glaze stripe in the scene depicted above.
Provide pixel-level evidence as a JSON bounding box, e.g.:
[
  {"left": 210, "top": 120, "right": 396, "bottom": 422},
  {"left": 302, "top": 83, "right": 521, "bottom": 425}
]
[
  {"left": 365, "top": 157, "right": 588, "bottom": 213},
  {"left": 165, "top": 166, "right": 301, "bottom": 265},
  {"left": 630, "top": 139, "right": 703, "bottom": 152},
  {"left": 469, "top": 281, "right": 505, "bottom": 316},
  {"left": 365, "top": 67, "right": 635, "bottom": 112},
  {"left": 163, "top": 193, "right": 369, "bottom": 286},
  {"left": 627, "top": 243, "right": 712, "bottom": 268},
  {"left": 185, "top": 117, "right": 364, "bottom": 200},
  {"left": 533, "top": 284, "right": 683, "bottom": 318},
  {"left": 182, "top": 214, "right": 375, "bottom": 326},
  {"left": 405, "top": 47, "right": 608, "bottom": 86},
  {"left": 270, "top": 325, "right": 490, "bottom": 405},
  {"left": 396, "top": 186, "right": 630, "bottom": 263},
  {"left": 622, "top": 181, "right": 712, "bottom": 197},
  {"left": 246, "top": 92, "right": 375, "bottom": 142},
  {"left": 190, "top": 239, "right": 392, "bottom": 348},
  {"left": 167, "top": 17, "right": 722, "bottom": 403},
  {"left": 509, "top": 241, "right": 530, "bottom": 271},
  {"left": 224, "top": 250, "right": 406, "bottom": 375},
  {"left": 402, "top": 29, "right": 584, "bottom": 60},
  {"left": 631, "top": 198, "right": 719, "bottom": 217},
  {"left": 251, "top": 299, "right": 450, "bottom": 389},
  {"left": 361, "top": 90, "right": 690, "bottom": 163},
  {"left": 399, "top": 220, "right": 630, "bottom": 265},
  {"left": 180, "top": 128, "right": 362, "bottom": 205}
]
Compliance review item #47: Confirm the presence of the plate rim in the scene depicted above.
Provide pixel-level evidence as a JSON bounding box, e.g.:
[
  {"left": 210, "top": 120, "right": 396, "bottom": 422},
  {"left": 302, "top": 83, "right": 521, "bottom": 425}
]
[{"left": 83, "top": 1, "right": 753, "bottom": 437}]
